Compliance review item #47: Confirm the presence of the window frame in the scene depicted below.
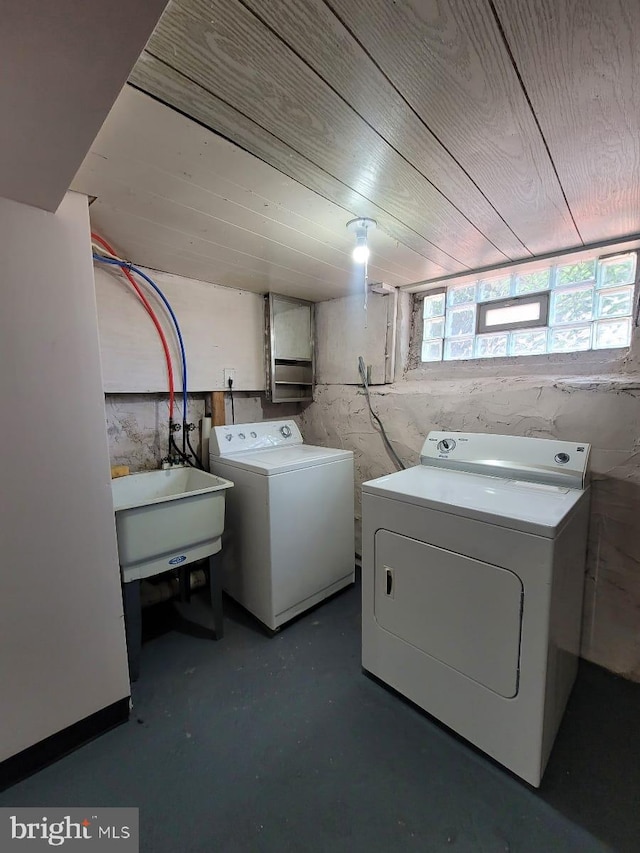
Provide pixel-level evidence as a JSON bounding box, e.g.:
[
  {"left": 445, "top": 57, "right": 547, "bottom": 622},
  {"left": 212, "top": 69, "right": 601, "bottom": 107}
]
[
  {"left": 416, "top": 249, "right": 638, "bottom": 366},
  {"left": 476, "top": 292, "right": 550, "bottom": 335}
]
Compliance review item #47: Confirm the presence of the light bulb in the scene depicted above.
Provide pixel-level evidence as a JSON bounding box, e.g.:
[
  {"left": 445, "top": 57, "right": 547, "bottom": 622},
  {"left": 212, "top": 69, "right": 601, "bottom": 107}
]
[{"left": 346, "top": 216, "right": 376, "bottom": 264}]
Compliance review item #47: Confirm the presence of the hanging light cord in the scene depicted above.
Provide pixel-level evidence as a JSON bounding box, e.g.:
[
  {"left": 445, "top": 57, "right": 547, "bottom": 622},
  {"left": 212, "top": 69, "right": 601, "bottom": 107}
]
[
  {"left": 358, "top": 357, "right": 405, "bottom": 471},
  {"left": 364, "top": 256, "right": 369, "bottom": 322}
]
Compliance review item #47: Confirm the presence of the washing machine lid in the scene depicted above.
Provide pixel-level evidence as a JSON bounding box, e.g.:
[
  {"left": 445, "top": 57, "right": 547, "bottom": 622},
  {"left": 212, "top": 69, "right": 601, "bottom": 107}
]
[
  {"left": 211, "top": 444, "right": 353, "bottom": 475},
  {"left": 362, "top": 465, "right": 585, "bottom": 537}
]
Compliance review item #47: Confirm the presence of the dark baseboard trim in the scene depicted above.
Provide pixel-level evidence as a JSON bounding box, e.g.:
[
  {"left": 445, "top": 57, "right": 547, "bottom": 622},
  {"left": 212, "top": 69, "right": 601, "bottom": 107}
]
[{"left": 0, "top": 696, "right": 130, "bottom": 792}]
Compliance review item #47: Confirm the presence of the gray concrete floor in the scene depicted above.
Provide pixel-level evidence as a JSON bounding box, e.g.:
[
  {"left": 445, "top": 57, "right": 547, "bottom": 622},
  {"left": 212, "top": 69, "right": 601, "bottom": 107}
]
[{"left": 2, "top": 578, "right": 638, "bottom": 852}]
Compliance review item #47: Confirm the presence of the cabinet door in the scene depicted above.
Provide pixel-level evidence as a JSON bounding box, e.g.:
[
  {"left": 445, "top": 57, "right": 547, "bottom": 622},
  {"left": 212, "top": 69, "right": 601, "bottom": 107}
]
[
  {"left": 315, "top": 290, "right": 396, "bottom": 385},
  {"left": 266, "top": 293, "right": 314, "bottom": 402}
]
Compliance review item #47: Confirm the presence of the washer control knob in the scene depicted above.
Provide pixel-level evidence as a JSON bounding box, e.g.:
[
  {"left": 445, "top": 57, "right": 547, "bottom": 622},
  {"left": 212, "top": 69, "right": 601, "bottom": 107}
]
[
  {"left": 238, "top": 432, "right": 245, "bottom": 439},
  {"left": 225, "top": 434, "right": 233, "bottom": 442},
  {"left": 280, "top": 425, "right": 292, "bottom": 438},
  {"left": 437, "top": 438, "right": 456, "bottom": 452},
  {"left": 555, "top": 452, "right": 570, "bottom": 464},
  {"left": 250, "top": 431, "right": 257, "bottom": 438}
]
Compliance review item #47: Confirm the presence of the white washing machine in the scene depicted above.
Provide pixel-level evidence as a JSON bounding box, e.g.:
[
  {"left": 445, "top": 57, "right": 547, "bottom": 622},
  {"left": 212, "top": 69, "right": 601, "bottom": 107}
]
[
  {"left": 210, "top": 420, "right": 354, "bottom": 631},
  {"left": 361, "top": 431, "right": 591, "bottom": 787}
]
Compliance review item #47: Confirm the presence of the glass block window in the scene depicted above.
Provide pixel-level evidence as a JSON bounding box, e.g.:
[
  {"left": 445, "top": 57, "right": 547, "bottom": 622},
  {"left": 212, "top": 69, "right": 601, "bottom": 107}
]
[
  {"left": 421, "top": 252, "right": 636, "bottom": 362},
  {"left": 478, "top": 276, "right": 511, "bottom": 302},
  {"left": 515, "top": 269, "right": 551, "bottom": 295}
]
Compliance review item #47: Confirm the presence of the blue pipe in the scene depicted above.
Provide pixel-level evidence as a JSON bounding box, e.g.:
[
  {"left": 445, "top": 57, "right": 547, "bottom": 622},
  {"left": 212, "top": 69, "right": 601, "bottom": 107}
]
[{"left": 93, "top": 255, "right": 188, "bottom": 420}]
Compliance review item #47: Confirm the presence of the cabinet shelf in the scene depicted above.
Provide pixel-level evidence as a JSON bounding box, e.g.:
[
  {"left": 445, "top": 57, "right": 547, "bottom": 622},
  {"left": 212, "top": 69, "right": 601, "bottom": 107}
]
[{"left": 266, "top": 293, "right": 315, "bottom": 403}]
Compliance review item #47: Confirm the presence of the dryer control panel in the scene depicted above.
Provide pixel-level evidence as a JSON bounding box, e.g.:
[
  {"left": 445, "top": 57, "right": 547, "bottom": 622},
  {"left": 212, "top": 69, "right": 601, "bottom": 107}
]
[
  {"left": 210, "top": 420, "right": 302, "bottom": 456},
  {"left": 421, "top": 431, "right": 591, "bottom": 489}
]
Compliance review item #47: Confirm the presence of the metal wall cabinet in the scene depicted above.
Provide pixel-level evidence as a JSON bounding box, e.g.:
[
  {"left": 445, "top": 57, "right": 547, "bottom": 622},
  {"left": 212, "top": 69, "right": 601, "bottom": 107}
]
[{"left": 265, "top": 293, "right": 315, "bottom": 403}]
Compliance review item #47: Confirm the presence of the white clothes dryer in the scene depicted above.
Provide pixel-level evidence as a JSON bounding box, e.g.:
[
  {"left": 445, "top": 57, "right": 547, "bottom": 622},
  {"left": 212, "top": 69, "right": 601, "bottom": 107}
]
[
  {"left": 210, "top": 420, "right": 354, "bottom": 631},
  {"left": 361, "top": 431, "right": 591, "bottom": 787}
]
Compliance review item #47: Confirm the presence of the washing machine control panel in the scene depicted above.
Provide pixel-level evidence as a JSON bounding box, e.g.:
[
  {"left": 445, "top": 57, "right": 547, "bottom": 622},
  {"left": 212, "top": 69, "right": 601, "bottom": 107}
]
[{"left": 210, "top": 420, "right": 302, "bottom": 456}]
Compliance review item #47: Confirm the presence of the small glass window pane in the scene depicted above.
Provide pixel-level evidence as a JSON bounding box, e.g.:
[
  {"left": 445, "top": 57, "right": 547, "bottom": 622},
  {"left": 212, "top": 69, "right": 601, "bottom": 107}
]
[
  {"left": 509, "top": 328, "right": 548, "bottom": 356},
  {"left": 593, "top": 318, "right": 632, "bottom": 350},
  {"left": 421, "top": 339, "right": 443, "bottom": 362},
  {"left": 444, "top": 338, "right": 474, "bottom": 360},
  {"left": 447, "top": 283, "right": 477, "bottom": 306},
  {"left": 548, "top": 325, "right": 592, "bottom": 353},
  {"left": 423, "top": 292, "right": 445, "bottom": 319},
  {"left": 484, "top": 299, "right": 542, "bottom": 328},
  {"left": 475, "top": 333, "right": 508, "bottom": 358},
  {"left": 555, "top": 260, "right": 596, "bottom": 287},
  {"left": 596, "top": 286, "right": 634, "bottom": 319},
  {"left": 423, "top": 317, "right": 445, "bottom": 339},
  {"left": 446, "top": 304, "right": 476, "bottom": 338},
  {"left": 550, "top": 286, "right": 594, "bottom": 325},
  {"left": 598, "top": 255, "right": 636, "bottom": 289},
  {"left": 478, "top": 276, "right": 511, "bottom": 302},
  {"left": 515, "top": 269, "right": 551, "bottom": 295}
]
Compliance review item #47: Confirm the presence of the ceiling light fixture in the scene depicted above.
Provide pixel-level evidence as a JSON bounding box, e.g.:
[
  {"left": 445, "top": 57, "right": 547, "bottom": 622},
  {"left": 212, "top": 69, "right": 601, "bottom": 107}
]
[
  {"left": 347, "top": 217, "right": 377, "bottom": 319},
  {"left": 346, "top": 217, "right": 376, "bottom": 264}
]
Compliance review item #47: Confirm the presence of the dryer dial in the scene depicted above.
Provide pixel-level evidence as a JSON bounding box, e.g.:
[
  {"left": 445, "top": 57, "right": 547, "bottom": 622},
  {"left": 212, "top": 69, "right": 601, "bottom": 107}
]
[{"left": 437, "top": 438, "right": 456, "bottom": 452}]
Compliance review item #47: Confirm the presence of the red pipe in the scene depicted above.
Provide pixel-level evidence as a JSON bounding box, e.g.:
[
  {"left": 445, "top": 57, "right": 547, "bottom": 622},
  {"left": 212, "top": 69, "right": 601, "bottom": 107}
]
[{"left": 91, "top": 232, "right": 175, "bottom": 420}]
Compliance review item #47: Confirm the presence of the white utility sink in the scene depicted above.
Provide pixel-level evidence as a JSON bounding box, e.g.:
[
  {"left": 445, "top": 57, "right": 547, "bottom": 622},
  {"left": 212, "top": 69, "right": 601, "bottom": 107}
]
[{"left": 112, "top": 468, "right": 234, "bottom": 582}]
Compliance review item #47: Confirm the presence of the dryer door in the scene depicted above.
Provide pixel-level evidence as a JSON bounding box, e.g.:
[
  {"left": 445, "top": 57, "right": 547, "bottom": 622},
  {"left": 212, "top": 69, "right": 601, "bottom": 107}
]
[{"left": 374, "top": 530, "right": 523, "bottom": 698}]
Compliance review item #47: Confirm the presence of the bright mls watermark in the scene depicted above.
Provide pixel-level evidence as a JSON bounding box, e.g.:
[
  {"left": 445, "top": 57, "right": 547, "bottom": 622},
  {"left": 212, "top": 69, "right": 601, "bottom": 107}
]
[{"left": 0, "top": 809, "right": 138, "bottom": 850}]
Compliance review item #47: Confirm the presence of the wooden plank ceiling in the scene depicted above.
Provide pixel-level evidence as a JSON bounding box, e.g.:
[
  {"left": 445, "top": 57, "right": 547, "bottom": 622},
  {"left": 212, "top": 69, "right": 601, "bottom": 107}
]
[
  {"left": 76, "top": 0, "right": 640, "bottom": 300},
  {"left": 73, "top": 88, "right": 428, "bottom": 301}
]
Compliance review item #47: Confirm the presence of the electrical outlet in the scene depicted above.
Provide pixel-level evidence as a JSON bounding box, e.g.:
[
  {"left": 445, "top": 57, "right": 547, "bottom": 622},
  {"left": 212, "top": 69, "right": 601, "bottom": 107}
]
[{"left": 224, "top": 368, "right": 236, "bottom": 387}]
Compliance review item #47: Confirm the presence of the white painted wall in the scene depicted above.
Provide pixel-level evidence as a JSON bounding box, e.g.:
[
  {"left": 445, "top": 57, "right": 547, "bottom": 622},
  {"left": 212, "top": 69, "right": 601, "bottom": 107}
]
[
  {"left": 0, "top": 1, "right": 167, "bottom": 211},
  {"left": 0, "top": 193, "right": 130, "bottom": 762},
  {"left": 316, "top": 292, "right": 396, "bottom": 384},
  {"left": 95, "top": 265, "right": 265, "bottom": 393}
]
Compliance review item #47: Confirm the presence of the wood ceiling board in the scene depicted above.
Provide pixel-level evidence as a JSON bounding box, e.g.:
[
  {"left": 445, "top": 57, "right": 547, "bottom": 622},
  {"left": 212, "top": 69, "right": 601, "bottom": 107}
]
[
  {"left": 492, "top": 0, "right": 640, "bottom": 244},
  {"left": 90, "top": 202, "right": 344, "bottom": 291},
  {"left": 0, "top": 0, "right": 167, "bottom": 212},
  {"left": 328, "top": 0, "right": 581, "bottom": 255},
  {"left": 76, "top": 153, "right": 413, "bottom": 285},
  {"left": 76, "top": 90, "right": 428, "bottom": 283},
  {"left": 130, "top": 54, "right": 457, "bottom": 278},
  {"left": 92, "top": 229, "right": 343, "bottom": 301},
  {"left": 242, "top": 0, "right": 528, "bottom": 261},
  {"left": 143, "top": 0, "right": 507, "bottom": 268},
  {"left": 81, "top": 170, "right": 412, "bottom": 288},
  {"left": 80, "top": 88, "right": 427, "bottom": 279},
  {"left": 95, "top": 239, "right": 337, "bottom": 302},
  {"left": 80, "top": 146, "right": 419, "bottom": 281},
  {"left": 89, "top": 202, "right": 378, "bottom": 300}
]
